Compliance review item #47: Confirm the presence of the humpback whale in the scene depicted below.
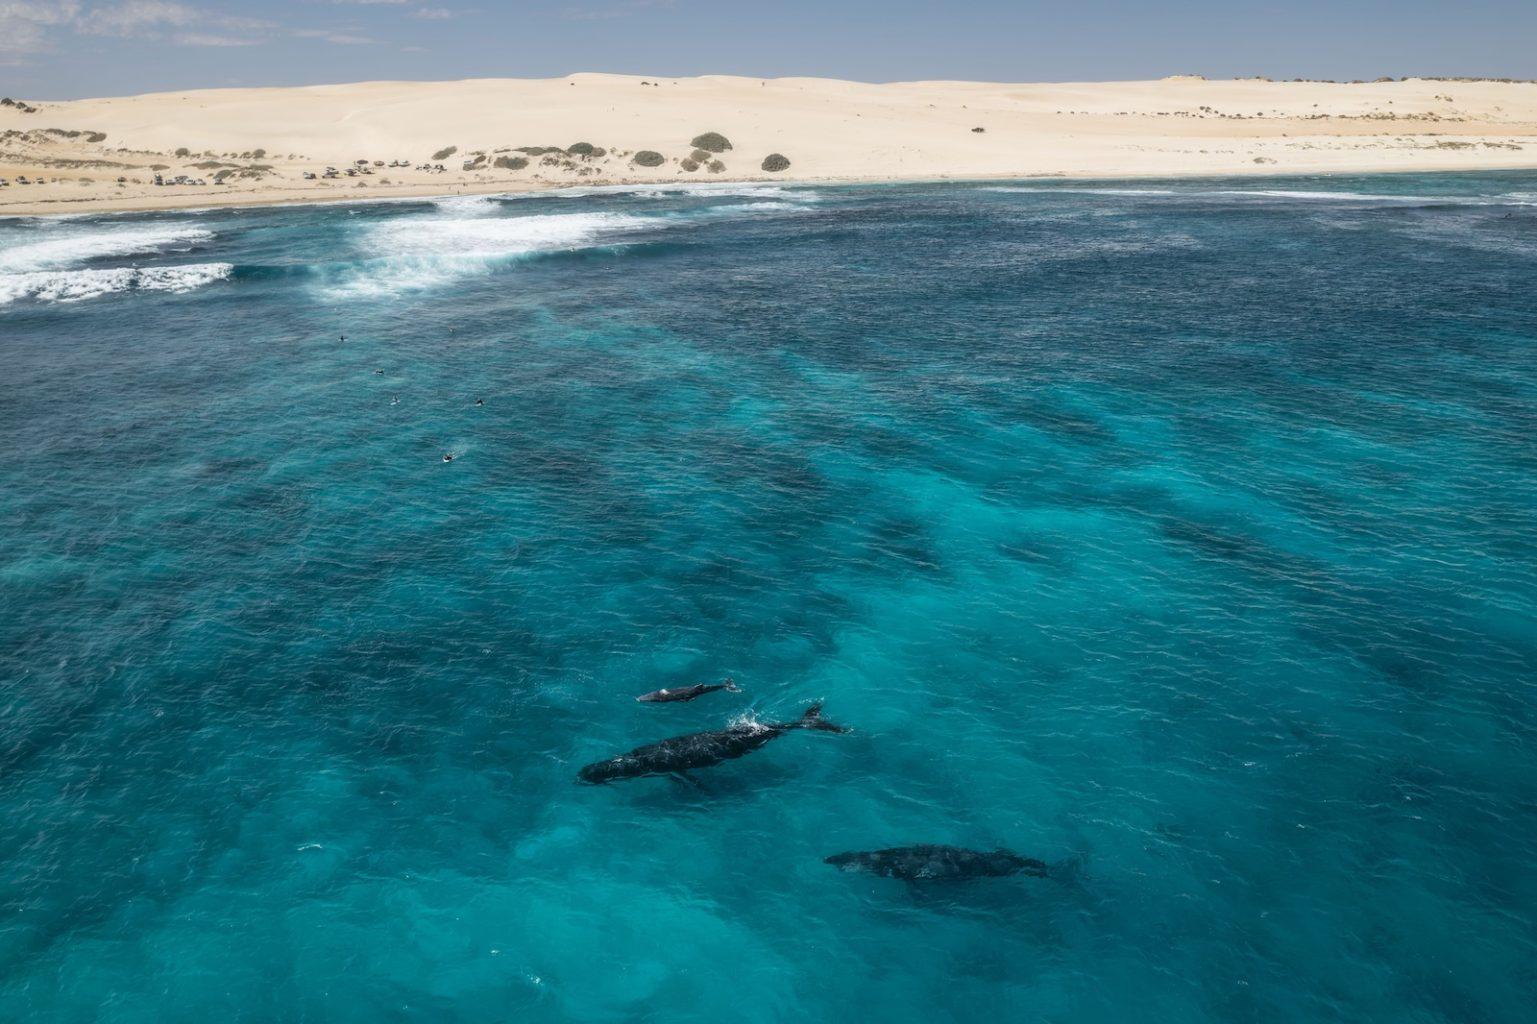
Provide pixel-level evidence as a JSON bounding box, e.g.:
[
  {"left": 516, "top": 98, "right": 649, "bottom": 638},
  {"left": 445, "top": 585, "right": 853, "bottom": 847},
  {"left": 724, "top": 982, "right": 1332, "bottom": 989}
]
[
  {"left": 636, "top": 678, "right": 741, "bottom": 703},
  {"left": 578, "top": 702, "right": 848, "bottom": 784},
  {"left": 824, "top": 845, "right": 1048, "bottom": 881}
]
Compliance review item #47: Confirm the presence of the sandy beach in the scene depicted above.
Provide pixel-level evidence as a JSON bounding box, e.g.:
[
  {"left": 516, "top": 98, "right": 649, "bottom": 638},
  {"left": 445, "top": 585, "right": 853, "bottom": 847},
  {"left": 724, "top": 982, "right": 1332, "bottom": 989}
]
[{"left": 3, "top": 73, "right": 1537, "bottom": 216}]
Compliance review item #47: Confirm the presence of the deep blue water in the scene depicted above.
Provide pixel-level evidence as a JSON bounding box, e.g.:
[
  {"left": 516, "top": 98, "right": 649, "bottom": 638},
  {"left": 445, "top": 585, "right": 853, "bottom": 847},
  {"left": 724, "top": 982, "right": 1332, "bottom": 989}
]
[{"left": 2, "top": 174, "right": 1536, "bottom": 1023}]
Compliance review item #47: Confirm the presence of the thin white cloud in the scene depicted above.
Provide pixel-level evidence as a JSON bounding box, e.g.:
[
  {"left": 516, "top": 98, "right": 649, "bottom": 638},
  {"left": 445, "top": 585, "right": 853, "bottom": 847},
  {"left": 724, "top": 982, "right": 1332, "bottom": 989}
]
[
  {"left": 2, "top": 2, "right": 270, "bottom": 52},
  {"left": 563, "top": 0, "right": 674, "bottom": 23},
  {"left": 293, "top": 28, "right": 380, "bottom": 45},
  {"left": 78, "top": 1, "right": 200, "bottom": 37},
  {"left": 174, "top": 31, "right": 260, "bottom": 47},
  {"left": 413, "top": 7, "right": 453, "bottom": 19},
  {"left": 0, "top": 1, "right": 82, "bottom": 53}
]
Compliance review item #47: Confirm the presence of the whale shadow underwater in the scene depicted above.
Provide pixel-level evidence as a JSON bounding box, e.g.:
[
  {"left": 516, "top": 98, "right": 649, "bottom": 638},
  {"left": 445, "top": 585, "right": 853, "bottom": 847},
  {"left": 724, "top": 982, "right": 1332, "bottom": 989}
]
[
  {"left": 825, "top": 844, "right": 1048, "bottom": 881},
  {"left": 578, "top": 702, "right": 849, "bottom": 784},
  {"left": 823, "top": 845, "right": 1088, "bottom": 922}
]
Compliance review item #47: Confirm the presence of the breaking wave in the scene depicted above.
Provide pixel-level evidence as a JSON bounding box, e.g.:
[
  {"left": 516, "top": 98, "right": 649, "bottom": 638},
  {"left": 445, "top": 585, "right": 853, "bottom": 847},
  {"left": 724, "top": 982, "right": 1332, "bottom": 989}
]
[
  {"left": 0, "top": 221, "right": 229, "bottom": 306},
  {"left": 983, "top": 185, "right": 1537, "bottom": 206},
  {"left": 0, "top": 224, "right": 213, "bottom": 275},
  {"left": 519, "top": 183, "right": 820, "bottom": 202},
  {"left": 0, "top": 263, "right": 234, "bottom": 305},
  {"left": 316, "top": 210, "right": 654, "bottom": 298}
]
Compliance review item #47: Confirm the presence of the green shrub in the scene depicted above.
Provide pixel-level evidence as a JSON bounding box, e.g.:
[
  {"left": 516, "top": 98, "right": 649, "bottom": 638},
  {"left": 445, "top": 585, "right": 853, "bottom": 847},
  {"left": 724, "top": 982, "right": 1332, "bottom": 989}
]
[
  {"left": 431, "top": 145, "right": 457, "bottom": 160},
  {"left": 690, "top": 132, "right": 732, "bottom": 153},
  {"left": 251, "top": 148, "right": 266, "bottom": 158},
  {"left": 689, "top": 148, "right": 710, "bottom": 163},
  {"left": 566, "top": 142, "right": 596, "bottom": 157},
  {"left": 632, "top": 150, "right": 665, "bottom": 167},
  {"left": 85, "top": 131, "right": 106, "bottom": 143},
  {"left": 516, "top": 146, "right": 561, "bottom": 155},
  {"left": 761, "top": 153, "right": 790, "bottom": 172},
  {"left": 707, "top": 160, "right": 725, "bottom": 173},
  {"left": 174, "top": 147, "right": 190, "bottom": 157},
  {"left": 493, "top": 155, "right": 528, "bottom": 170},
  {"left": 681, "top": 158, "right": 699, "bottom": 172}
]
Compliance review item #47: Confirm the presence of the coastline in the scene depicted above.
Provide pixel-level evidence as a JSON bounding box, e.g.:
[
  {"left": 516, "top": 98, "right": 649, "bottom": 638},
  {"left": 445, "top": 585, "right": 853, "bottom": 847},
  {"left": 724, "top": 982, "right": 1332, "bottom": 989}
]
[
  {"left": 4, "top": 73, "right": 1537, "bottom": 218},
  {"left": 5, "top": 160, "right": 1537, "bottom": 219}
]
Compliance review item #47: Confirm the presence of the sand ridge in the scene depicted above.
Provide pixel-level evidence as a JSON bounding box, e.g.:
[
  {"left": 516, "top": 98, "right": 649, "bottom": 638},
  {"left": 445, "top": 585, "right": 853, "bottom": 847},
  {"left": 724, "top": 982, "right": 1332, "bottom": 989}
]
[{"left": 2, "top": 74, "right": 1536, "bottom": 216}]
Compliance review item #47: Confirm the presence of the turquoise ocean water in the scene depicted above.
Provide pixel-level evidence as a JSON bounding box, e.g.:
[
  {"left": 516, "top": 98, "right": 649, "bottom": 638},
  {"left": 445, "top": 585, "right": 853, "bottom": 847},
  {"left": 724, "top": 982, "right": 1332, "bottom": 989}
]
[{"left": 2, "top": 174, "right": 1536, "bottom": 1022}]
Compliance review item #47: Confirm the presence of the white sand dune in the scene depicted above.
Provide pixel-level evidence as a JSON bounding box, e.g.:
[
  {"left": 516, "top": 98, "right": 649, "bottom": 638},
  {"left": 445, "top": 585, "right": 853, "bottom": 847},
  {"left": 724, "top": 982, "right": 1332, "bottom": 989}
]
[{"left": 2, "top": 74, "right": 1536, "bottom": 216}]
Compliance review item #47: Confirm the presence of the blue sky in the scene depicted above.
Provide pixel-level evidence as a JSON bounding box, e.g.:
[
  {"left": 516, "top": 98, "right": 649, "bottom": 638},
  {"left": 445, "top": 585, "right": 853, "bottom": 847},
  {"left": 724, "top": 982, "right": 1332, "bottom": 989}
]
[{"left": 2, "top": 1, "right": 1534, "bottom": 99}]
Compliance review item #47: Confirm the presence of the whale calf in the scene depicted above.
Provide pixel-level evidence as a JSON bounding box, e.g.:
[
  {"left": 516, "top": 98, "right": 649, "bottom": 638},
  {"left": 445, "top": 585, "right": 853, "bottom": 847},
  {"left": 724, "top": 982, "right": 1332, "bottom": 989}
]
[
  {"left": 578, "top": 702, "right": 848, "bottom": 784},
  {"left": 636, "top": 678, "right": 741, "bottom": 703},
  {"left": 825, "top": 845, "right": 1048, "bottom": 881}
]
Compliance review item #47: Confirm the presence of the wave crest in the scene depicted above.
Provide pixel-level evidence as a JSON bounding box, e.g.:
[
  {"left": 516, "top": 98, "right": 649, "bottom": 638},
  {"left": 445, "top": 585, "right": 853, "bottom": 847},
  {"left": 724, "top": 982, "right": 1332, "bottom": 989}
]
[
  {"left": 0, "top": 224, "right": 213, "bottom": 274},
  {"left": 317, "top": 210, "right": 653, "bottom": 298},
  {"left": 0, "top": 263, "right": 233, "bottom": 306}
]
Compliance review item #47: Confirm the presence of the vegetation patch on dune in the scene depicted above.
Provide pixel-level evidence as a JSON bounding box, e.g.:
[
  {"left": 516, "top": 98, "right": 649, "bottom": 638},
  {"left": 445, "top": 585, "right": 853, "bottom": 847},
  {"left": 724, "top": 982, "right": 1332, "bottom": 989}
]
[
  {"left": 690, "top": 132, "right": 732, "bottom": 153},
  {"left": 632, "top": 150, "right": 666, "bottom": 167},
  {"left": 431, "top": 145, "right": 457, "bottom": 160},
  {"left": 493, "top": 155, "right": 528, "bottom": 170},
  {"left": 761, "top": 153, "right": 791, "bottom": 172},
  {"left": 680, "top": 158, "right": 699, "bottom": 171}
]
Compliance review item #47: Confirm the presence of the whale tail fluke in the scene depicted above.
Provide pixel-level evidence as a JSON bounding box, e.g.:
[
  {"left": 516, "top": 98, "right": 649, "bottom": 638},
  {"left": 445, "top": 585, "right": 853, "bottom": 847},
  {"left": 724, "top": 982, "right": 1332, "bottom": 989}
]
[
  {"left": 1046, "top": 851, "right": 1088, "bottom": 886},
  {"left": 724, "top": 678, "right": 741, "bottom": 692},
  {"left": 1007, "top": 852, "right": 1051, "bottom": 878},
  {"left": 796, "top": 702, "right": 849, "bottom": 733}
]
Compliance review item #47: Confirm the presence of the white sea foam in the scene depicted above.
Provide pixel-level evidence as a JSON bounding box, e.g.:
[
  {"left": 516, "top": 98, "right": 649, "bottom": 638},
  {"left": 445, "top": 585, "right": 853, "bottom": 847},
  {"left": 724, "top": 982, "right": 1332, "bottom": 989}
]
[
  {"left": 1221, "top": 188, "right": 1537, "bottom": 206},
  {"left": 311, "top": 186, "right": 810, "bottom": 298},
  {"left": 983, "top": 186, "right": 1180, "bottom": 196},
  {"left": 1220, "top": 189, "right": 1430, "bottom": 202},
  {"left": 519, "top": 182, "right": 820, "bottom": 201},
  {"left": 669, "top": 184, "right": 817, "bottom": 200},
  {"left": 431, "top": 194, "right": 503, "bottom": 215},
  {"left": 0, "top": 224, "right": 213, "bottom": 274},
  {"left": 985, "top": 185, "right": 1537, "bottom": 206},
  {"left": 319, "top": 210, "right": 654, "bottom": 298},
  {"left": 0, "top": 263, "right": 233, "bottom": 305},
  {"left": 700, "top": 201, "right": 810, "bottom": 215}
]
